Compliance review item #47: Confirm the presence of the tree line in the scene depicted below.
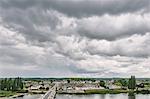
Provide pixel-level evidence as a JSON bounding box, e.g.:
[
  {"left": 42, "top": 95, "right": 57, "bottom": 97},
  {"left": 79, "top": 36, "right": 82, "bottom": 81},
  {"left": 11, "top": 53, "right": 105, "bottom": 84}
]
[
  {"left": 0, "top": 77, "right": 23, "bottom": 91},
  {"left": 98, "top": 76, "right": 136, "bottom": 90}
]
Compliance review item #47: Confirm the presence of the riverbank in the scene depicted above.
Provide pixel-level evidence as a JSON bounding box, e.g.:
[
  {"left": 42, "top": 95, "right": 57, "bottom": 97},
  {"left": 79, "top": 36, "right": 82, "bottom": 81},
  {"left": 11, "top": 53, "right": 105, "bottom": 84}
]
[
  {"left": 1, "top": 89, "right": 150, "bottom": 98},
  {"left": 0, "top": 90, "right": 28, "bottom": 97},
  {"left": 0, "top": 90, "right": 46, "bottom": 98},
  {"left": 58, "top": 89, "right": 150, "bottom": 95},
  {"left": 58, "top": 89, "right": 128, "bottom": 94},
  {"left": 85, "top": 89, "right": 128, "bottom": 94}
]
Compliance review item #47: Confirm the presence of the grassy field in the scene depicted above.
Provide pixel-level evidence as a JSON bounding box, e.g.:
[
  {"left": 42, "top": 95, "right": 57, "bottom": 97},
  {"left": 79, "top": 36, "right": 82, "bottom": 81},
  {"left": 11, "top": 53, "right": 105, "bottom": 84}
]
[
  {"left": 84, "top": 89, "right": 128, "bottom": 94},
  {"left": 0, "top": 91, "right": 16, "bottom": 97},
  {"left": 58, "top": 89, "right": 129, "bottom": 95}
]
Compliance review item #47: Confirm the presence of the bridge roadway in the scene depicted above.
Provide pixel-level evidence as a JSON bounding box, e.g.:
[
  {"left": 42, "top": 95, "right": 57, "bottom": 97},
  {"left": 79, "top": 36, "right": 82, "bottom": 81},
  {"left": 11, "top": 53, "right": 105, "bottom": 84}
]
[{"left": 41, "top": 84, "right": 57, "bottom": 99}]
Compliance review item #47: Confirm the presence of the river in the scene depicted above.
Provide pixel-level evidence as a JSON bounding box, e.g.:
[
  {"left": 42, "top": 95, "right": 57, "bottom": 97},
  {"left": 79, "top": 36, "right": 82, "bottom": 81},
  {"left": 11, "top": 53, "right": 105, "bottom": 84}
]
[
  {"left": 10, "top": 94, "right": 150, "bottom": 99},
  {"left": 56, "top": 94, "right": 150, "bottom": 99},
  {"left": 8, "top": 94, "right": 43, "bottom": 99}
]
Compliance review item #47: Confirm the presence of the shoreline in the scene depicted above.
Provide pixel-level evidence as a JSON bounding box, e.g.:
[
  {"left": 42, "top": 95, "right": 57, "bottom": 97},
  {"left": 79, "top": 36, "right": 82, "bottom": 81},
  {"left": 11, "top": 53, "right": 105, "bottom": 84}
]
[
  {"left": 1, "top": 89, "right": 150, "bottom": 98},
  {"left": 0, "top": 90, "right": 45, "bottom": 98},
  {"left": 57, "top": 89, "right": 150, "bottom": 95}
]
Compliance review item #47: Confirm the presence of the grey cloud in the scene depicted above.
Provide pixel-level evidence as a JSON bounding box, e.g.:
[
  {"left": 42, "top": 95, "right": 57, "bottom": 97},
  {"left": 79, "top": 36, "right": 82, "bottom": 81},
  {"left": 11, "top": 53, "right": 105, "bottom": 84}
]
[
  {"left": 0, "top": 0, "right": 150, "bottom": 17},
  {"left": 1, "top": 0, "right": 150, "bottom": 42},
  {"left": 76, "top": 14, "right": 150, "bottom": 40},
  {"left": 0, "top": 0, "right": 150, "bottom": 77},
  {"left": 69, "top": 66, "right": 104, "bottom": 74},
  {"left": 0, "top": 47, "right": 36, "bottom": 65},
  {"left": 0, "top": 7, "right": 61, "bottom": 42},
  {"left": 85, "top": 33, "right": 150, "bottom": 58}
]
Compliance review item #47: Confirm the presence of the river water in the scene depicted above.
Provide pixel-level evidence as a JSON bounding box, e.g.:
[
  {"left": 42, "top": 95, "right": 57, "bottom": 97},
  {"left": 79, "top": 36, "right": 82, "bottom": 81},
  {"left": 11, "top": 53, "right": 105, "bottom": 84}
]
[
  {"left": 9, "top": 94, "right": 43, "bottom": 99},
  {"left": 56, "top": 94, "right": 150, "bottom": 99},
  {"left": 11, "top": 94, "right": 150, "bottom": 99}
]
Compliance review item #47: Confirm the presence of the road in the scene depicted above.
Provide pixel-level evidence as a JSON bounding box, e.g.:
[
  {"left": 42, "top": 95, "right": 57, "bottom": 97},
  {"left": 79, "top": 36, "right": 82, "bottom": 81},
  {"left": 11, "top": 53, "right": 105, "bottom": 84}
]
[{"left": 41, "top": 84, "right": 57, "bottom": 99}]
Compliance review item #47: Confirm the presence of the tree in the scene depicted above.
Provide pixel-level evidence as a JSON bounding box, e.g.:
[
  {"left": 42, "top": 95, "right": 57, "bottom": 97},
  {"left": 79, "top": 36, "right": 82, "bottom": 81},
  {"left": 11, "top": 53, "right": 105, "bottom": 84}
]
[
  {"left": 6, "top": 78, "right": 12, "bottom": 91},
  {"left": 119, "top": 79, "right": 128, "bottom": 87},
  {"left": 3, "top": 78, "right": 7, "bottom": 90},
  {"left": 18, "top": 77, "right": 23, "bottom": 89},
  {"left": 0, "top": 80, "right": 4, "bottom": 90},
  {"left": 99, "top": 81, "right": 105, "bottom": 87},
  {"left": 67, "top": 80, "right": 70, "bottom": 83},
  {"left": 12, "top": 79, "right": 17, "bottom": 91},
  {"left": 0, "top": 77, "right": 24, "bottom": 91},
  {"left": 128, "top": 76, "right": 136, "bottom": 90},
  {"left": 50, "top": 80, "right": 53, "bottom": 83},
  {"left": 20, "top": 81, "right": 23, "bottom": 89}
]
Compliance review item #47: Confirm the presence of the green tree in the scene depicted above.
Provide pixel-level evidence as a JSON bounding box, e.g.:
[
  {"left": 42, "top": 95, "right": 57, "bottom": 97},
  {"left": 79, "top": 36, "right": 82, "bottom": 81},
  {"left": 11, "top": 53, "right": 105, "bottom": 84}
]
[
  {"left": 16, "top": 77, "right": 20, "bottom": 89},
  {"left": 19, "top": 78, "right": 23, "bottom": 89},
  {"left": 119, "top": 79, "right": 128, "bottom": 87},
  {"left": 128, "top": 76, "right": 136, "bottom": 90},
  {"left": 6, "top": 78, "right": 12, "bottom": 91},
  {"left": 3, "top": 78, "right": 8, "bottom": 90},
  {"left": 12, "top": 79, "right": 17, "bottom": 91},
  {"left": 0, "top": 80, "right": 4, "bottom": 90},
  {"left": 0, "top": 77, "right": 24, "bottom": 91},
  {"left": 20, "top": 81, "right": 23, "bottom": 89},
  {"left": 67, "top": 80, "right": 70, "bottom": 83},
  {"left": 99, "top": 81, "right": 105, "bottom": 87}
]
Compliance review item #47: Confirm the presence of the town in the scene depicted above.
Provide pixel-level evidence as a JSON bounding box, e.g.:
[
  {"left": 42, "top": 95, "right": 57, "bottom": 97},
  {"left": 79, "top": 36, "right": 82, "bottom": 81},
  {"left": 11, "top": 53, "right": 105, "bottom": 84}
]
[{"left": 0, "top": 76, "right": 150, "bottom": 98}]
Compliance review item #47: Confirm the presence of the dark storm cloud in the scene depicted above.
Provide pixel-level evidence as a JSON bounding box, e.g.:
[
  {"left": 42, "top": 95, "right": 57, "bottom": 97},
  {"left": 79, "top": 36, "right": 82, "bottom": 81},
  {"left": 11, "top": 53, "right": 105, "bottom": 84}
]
[
  {"left": 0, "top": 0, "right": 150, "bottom": 42},
  {"left": 0, "top": 0, "right": 150, "bottom": 17},
  {"left": 0, "top": 7, "right": 61, "bottom": 42},
  {"left": 0, "top": 0, "right": 150, "bottom": 77},
  {"left": 77, "top": 24, "right": 150, "bottom": 41}
]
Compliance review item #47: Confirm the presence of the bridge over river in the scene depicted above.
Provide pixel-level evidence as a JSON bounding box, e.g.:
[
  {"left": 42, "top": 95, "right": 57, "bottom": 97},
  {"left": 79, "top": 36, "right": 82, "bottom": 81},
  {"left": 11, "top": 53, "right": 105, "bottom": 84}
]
[{"left": 41, "top": 84, "right": 57, "bottom": 99}]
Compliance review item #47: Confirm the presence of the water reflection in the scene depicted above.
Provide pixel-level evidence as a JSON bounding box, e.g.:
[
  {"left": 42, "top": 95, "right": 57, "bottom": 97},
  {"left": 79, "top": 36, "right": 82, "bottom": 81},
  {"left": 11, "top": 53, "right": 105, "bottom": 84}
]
[
  {"left": 14, "top": 94, "right": 42, "bottom": 99},
  {"left": 128, "top": 94, "right": 135, "bottom": 99},
  {"left": 56, "top": 94, "right": 150, "bottom": 99}
]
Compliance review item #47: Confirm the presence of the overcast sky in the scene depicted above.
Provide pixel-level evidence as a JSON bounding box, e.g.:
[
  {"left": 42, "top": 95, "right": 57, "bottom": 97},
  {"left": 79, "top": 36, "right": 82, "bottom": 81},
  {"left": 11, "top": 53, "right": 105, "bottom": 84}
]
[{"left": 0, "top": 0, "right": 150, "bottom": 78}]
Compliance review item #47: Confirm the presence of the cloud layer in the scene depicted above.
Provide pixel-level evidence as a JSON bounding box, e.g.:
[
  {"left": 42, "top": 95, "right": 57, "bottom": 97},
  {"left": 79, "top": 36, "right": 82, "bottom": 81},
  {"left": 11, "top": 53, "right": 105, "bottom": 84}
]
[{"left": 0, "top": 0, "right": 150, "bottom": 77}]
